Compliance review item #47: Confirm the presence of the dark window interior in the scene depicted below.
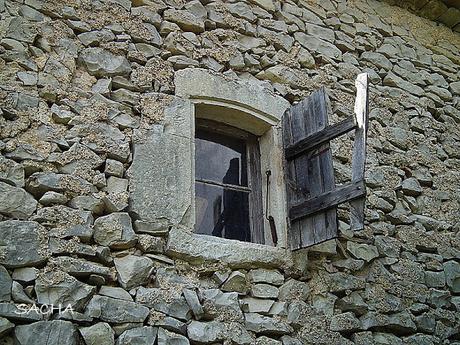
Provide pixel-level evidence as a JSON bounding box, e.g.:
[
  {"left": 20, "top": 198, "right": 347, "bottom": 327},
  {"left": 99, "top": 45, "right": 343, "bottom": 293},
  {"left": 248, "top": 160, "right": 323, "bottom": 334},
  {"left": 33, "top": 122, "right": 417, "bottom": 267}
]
[
  {"left": 195, "top": 130, "right": 248, "bottom": 187},
  {"left": 194, "top": 118, "right": 265, "bottom": 244}
]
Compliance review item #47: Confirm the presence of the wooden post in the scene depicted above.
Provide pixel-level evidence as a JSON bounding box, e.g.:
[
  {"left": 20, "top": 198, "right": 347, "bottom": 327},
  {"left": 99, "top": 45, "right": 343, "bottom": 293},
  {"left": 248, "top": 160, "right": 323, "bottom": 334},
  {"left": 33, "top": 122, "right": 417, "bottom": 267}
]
[{"left": 350, "top": 73, "right": 369, "bottom": 231}]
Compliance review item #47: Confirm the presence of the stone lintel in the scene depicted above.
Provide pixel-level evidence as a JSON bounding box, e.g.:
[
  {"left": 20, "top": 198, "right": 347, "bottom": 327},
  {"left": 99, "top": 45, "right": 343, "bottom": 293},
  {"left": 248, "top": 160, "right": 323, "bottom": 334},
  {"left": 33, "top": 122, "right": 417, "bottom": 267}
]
[{"left": 175, "top": 68, "right": 290, "bottom": 127}]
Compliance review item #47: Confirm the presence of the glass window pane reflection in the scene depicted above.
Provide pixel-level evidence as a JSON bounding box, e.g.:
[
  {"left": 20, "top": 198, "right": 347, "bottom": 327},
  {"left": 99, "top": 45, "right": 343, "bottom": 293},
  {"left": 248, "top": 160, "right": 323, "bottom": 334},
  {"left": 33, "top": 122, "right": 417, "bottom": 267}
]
[
  {"left": 195, "top": 181, "right": 250, "bottom": 242},
  {"left": 195, "top": 130, "right": 248, "bottom": 187}
]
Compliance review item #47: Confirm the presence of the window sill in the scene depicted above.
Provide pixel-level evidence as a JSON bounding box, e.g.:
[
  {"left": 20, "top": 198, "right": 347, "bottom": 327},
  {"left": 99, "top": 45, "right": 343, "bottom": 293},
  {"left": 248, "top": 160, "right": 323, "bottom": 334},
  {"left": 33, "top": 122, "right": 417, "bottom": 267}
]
[{"left": 166, "top": 227, "right": 293, "bottom": 270}]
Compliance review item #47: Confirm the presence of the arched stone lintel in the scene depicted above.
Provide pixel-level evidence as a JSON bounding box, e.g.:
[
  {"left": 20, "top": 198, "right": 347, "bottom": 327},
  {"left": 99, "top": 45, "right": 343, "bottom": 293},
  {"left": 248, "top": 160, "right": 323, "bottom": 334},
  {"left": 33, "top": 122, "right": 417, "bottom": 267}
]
[{"left": 175, "top": 68, "right": 290, "bottom": 133}]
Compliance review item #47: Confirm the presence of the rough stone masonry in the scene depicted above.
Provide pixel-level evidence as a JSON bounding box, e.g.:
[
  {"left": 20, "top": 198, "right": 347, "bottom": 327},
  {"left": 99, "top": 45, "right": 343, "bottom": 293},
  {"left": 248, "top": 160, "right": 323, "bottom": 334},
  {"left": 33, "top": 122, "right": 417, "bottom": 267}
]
[{"left": 0, "top": 0, "right": 459, "bottom": 344}]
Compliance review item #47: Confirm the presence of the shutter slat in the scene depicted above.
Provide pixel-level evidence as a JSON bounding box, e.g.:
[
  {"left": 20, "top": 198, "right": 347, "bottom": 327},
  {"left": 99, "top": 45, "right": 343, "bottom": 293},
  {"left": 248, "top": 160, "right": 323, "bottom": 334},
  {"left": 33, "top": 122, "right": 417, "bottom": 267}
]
[
  {"left": 304, "top": 93, "right": 323, "bottom": 246},
  {"left": 319, "top": 146, "right": 338, "bottom": 242},
  {"left": 350, "top": 73, "right": 370, "bottom": 230},
  {"left": 285, "top": 99, "right": 316, "bottom": 248},
  {"left": 289, "top": 180, "right": 366, "bottom": 221},
  {"left": 284, "top": 116, "right": 356, "bottom": 160},
  {"left": 305, "top": 89, "right": 337, "bottom": 247},
  {"left": 282, "top": 111, "right": 303, "bottom": 247}
]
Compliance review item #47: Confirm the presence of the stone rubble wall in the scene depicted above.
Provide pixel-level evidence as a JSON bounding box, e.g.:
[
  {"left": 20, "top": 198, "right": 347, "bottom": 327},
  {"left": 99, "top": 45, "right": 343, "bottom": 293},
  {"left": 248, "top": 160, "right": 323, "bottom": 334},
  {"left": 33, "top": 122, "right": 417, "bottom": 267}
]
[
  {"left": 379, "top": 0, "right": 460, "bottom": 31},
  {"left": 0, "top": 0, "right": 459, "bottom": 344}
]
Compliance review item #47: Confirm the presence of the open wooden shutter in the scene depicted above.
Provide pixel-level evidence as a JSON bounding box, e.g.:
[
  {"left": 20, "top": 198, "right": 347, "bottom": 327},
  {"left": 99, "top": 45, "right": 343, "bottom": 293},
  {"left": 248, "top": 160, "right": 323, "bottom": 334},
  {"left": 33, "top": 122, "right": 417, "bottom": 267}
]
[{"left": 283, "top": 73, "right": 369, "bottom": 250}]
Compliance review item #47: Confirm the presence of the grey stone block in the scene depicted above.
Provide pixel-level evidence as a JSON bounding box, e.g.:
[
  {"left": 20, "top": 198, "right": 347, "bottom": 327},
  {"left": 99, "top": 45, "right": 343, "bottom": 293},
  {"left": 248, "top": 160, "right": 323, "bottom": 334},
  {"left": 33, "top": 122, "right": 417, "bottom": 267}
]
[
  {"left": 35, "top": 271, "right": 96, "bottom": 312},
  {"left": 0, "top": 266, "right": 11, "bottom": 302},
  {"left": 116, "top": 326, "right": 157, "bottom": 345},
  {"left": 251, "top": 283, "right": 279, "bottom": 299},
  {"left": 79, "top": 322, "right": 114, "bottom": 345},
  {"left": 241, "top": 297, "right": 275, "bottom": 314},
  {"left": 136, "top": 287, "right": 192, "bottom": 321},
  {"left": 114, "top": 255, "right": 153, "bottom": 290},
  {"left": 278, "top": 279, "right": 309, "bottom": 302},
  {"left": 444, "top": 260, "right": 460, "bottom": 293},
  {"left": 245, "top": 312, "right": 293, "bottom": 335},
  {"left": 222, "top": 271, "right": 249, "bottom": 295},
  {"left": 247, "top": 269, "right": 284, "bottom": 286},
  {"left": 200, "top": 289, "right": 243, "bottom": 321},
  {"left": 346, "top": 242, "right": 379, "bottom": 262},
  {"left": 93, "top": 212, "right": 137, "bottom": 249},
  {"left": 51, "top": 257, "right": 111, "bottom": 278},
  {"left": 85, "top": 295, "right": 149, "bottom": 323},
  {"left": 99, "top": 286, "right": 132, "bottom": 301},
  {"left": 157, "top": 328, "right": 189, "bottom": 345},
  {"left": 79, "top": 47, "right": 131, "bottom": 77},
  {"left": 0, "top": 220, "right": 48, "bottom": 268},
  {"left": 15, "top": 320, "right": 77, "bottom": 345},
  {"left": 330, "top": 312, "right": 362, "bottom": 332},
  {"left": 0, "top": 316, "right": 14, "bottom": 337},
  {"left": 0, "top": 182, "right": 37, "bottom": 219},
  {"left": 294, "top": 32, "right": 342, "bottom": 60},
  {"left": 183, "top": 288, "right": 204, "bottom": 320}
]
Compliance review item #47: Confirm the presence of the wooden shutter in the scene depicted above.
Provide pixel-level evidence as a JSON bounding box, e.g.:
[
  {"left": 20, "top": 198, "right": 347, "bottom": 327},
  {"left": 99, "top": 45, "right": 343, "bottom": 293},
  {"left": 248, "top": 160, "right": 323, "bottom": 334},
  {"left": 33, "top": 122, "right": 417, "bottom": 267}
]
[{"left": 283, "top": 73, "right": 369, "bottom": 250}]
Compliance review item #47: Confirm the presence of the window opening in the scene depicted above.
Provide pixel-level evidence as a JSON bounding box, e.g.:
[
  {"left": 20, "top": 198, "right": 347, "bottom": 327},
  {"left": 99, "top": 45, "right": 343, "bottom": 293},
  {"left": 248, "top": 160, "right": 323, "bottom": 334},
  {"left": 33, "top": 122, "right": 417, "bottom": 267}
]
[{"left": 194, "top": 119, "right": 263, "bottom": 243}]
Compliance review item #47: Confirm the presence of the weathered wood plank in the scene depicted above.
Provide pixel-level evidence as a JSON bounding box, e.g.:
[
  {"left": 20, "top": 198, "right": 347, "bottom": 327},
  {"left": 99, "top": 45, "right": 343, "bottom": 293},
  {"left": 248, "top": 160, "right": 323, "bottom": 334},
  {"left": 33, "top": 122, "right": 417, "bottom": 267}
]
[
  {"left": 304, "top": 94, "right": 326, "bottom": 247},
  {"left": 304, "top": 88, "right": 336, "bottom": 247},
  {"left": 284, "top": 116, "right": 356, "bottom": 160},
  {"left": 350, "top": 73, "right": 369, "bottom": 231},
  {"left": 282, "top": 108, "right": 302, "bottom": 249},
  {"left": 248, "top": 138, "right": 265, "bottom": 244},
  {"left": 289, "top": 180, "right": 366, "bottom": 221},
  {"left": 320, "top": 91, "right": 338, "bottom": 241},
  {"left": 288, "top": 99, "right": 316, "bottom": 248}
]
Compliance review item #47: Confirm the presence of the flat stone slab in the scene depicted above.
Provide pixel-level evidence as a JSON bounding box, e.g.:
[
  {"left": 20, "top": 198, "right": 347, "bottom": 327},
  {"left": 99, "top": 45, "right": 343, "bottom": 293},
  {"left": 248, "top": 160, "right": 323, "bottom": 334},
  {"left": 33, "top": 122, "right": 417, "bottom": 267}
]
[
  {"left": 0, "top": 266, "right": 12, "bottom": 302},
  {"left": 51, "top": 257, "right": 111, "bottom": 278},
  {"left": 79, "top": 47, "right": 131, "bottom": 77},
  {"left": 136, "top": 287, "right": 192, "bottom": 321},
  {"left": 0, "top": 182, "right": 36, "bottom": 219},
  {"left": 35, "top": 271, "right": 96, "bottom": 312},
  {"left": 15, "top": 320, "right": 78, "bottom": 345},
  {"left": 0, "top": 220, "right": 49, "bottom": 268},
  {"left": 114, "top": 255, "right": 153, "bottom": 290},
  {"left": 79, "top": 322, "right": 114, "bottom": 345},
  {"left": 93, "top": 212, "right": 137, "bottom": 249},
  {"left": 85, "top": 295, "right": 149, "bottom": 323},
  {"left": 0, "top": 303, "right": 42, "bottom": 322},
  {"left": 245, "top": 313, "right": 293, "bottom": 336},
  {"left": 117, "top": 326, "right": 157, "bottom": 345},
  {"left": 166, "top": 227, "right": 292, "bottom": 269}
]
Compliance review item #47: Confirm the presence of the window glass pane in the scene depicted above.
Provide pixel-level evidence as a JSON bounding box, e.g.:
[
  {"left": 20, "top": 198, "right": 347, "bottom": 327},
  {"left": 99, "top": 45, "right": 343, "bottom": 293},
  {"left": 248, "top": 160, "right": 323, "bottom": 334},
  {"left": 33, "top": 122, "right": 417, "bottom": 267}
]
[
  {"left": 195, "top": 182, "right": 250, "bottom": 242},
  {"left": 195, "top": 129, "right": 248, "bottom": 186}
]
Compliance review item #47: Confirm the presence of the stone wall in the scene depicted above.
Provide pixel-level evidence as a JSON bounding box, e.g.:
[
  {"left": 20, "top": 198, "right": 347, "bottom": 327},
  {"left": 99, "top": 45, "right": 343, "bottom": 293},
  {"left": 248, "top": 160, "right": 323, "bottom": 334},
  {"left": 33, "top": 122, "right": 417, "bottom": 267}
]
[
  {"left": 0, "top": 0, "right": 459, "bottom": 344},
  {"left": 380, "top": 0, "right": 460, "bottom": 31}
]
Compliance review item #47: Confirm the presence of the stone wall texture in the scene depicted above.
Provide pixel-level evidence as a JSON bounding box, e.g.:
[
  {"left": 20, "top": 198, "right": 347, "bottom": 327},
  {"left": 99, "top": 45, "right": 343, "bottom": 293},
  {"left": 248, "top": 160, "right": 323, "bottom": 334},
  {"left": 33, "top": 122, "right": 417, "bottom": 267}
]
[
  {"left": 381, "top": 0, "right": 460, "bottom": 31},
  {"left": 0, "top": 0, "right": 460, "bottom": 344}
]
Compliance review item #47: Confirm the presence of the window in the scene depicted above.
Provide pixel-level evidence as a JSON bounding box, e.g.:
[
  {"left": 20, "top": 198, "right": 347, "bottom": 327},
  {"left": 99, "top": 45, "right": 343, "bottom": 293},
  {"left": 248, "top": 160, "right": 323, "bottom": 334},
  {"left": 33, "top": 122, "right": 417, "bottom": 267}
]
[
  {"left": 194, "top": 119, "right": 264, "bottom": 244},
  {"left": 130, "top": 68, "right": 368, "bottom": 263}
]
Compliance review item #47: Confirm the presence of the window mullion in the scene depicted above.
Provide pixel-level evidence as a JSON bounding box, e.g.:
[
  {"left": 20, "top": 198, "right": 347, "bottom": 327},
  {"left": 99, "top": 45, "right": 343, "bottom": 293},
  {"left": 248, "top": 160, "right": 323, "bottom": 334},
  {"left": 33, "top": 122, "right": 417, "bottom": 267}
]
[{"left": 195, "top": 178, "right": 251, "bottom": 193}]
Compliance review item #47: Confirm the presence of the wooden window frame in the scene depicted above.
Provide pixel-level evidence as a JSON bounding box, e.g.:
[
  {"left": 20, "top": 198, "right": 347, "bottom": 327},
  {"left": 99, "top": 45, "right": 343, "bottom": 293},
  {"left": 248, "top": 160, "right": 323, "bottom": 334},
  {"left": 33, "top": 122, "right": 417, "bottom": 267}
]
[{"left": 195, "top": 118, "right": 265, "bottom": 244}]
